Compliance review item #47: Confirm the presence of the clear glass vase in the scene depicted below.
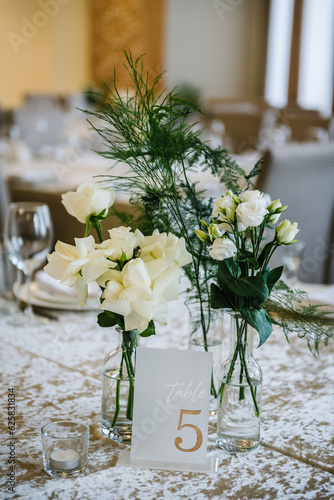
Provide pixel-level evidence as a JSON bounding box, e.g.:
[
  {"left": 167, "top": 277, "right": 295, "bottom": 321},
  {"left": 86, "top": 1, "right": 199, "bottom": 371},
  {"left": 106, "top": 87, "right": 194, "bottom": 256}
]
[
  {"left": 217, "top": 311, "right": 262, "bottom": 452},
  {"left": 101, "top": 327, "right": 139, "bottom": 444},
  {"left": 188, "top": 309, "right": 224, "bottom": 415}
]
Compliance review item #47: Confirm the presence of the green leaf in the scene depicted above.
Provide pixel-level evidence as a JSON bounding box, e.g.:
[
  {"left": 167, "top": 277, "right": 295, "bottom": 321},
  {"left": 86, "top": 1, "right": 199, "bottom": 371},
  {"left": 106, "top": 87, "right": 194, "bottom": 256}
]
[
  {"left": 236, "top": 257, "right": 259, "bottom": 268},
  {"left": 258, "top": 241, "right": 274, "bottom": 267},
  {"left": 229, "top": 276, "right": 269, "bottom": 303},
  {"left": 210, "top": 283, "right": 233, "bottom": 309},
  {"left": 217, "top": 258, "right": 240, "bottom": 289},
  {"left": 239, "top": 307, "right": 273, "bottom": 347},
  {"left": 139, "top": 320, "right": 156, "bottom": 337},
  {"left": 264, "top": 266, "right": 284, "bottom": 292},
  {"left": 97, "top": 311, "right": 124, "bottom": 329},
  {"left": 97, "top": 311, "right": 117, "bottom": 328}
]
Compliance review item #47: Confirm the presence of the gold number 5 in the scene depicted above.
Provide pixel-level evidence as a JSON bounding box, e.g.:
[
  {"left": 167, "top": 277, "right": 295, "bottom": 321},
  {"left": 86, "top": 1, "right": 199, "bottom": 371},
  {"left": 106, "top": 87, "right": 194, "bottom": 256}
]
[{"left": 174, "top": 409, "right": 203, "bottom": 452}]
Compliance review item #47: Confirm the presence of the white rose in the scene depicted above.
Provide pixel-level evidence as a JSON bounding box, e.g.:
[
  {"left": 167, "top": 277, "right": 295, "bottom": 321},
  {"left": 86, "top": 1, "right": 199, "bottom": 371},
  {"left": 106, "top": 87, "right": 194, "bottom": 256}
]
[
  {"left": 276, "top": 220, "right": 299, "bottom": 245},
  {"left": 44, "top": 235, "right": 116, "bottom": 306},
  {"left": 100, "top": 226, "right": 139, "bottom": 260},
  {"left": 164, "top": 234, "right": 192, "bottom": 267},
  {"left": 61, "top": 183, "right": 116, "bottom": 224},
  {"left": 140, "top": 230, "right": 192, "bottom": 267},
  {"left": 101, "top": 256, "right": 173, "bottom": 333},
  {"left": 236, "top": 198, "right": 268, "bottom": 228},
  {"left": 209, "top": 237, "right": 237, "bottom": 260},
  {"left": 122, "top": 258, "right": 152, "bottom": 288}
]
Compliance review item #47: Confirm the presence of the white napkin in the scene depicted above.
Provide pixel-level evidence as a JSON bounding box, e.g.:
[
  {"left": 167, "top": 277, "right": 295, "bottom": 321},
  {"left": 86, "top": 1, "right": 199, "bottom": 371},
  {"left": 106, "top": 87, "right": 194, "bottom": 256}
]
[{"left": 35, "top": 271, "right": 100, "bottom": 300}]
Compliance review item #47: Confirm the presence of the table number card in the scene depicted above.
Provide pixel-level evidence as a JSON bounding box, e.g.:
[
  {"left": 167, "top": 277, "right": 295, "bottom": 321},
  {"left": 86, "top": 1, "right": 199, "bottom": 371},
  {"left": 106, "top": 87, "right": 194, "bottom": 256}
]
[{"left": 118, "top": 347, "right": 218, "bottom": 473}]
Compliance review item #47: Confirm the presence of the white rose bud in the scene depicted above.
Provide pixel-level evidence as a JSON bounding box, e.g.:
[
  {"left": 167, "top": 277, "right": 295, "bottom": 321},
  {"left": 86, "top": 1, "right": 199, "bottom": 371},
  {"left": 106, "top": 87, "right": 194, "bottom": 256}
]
[
  {"left": 209, "top": 237, "right": 237, "bottom": 260},
  {"left": 61, "top": 183, "right": 116, "bottom": 224},
  {"left": 276, "top": 220, "right": 299, "bottom": 245}
]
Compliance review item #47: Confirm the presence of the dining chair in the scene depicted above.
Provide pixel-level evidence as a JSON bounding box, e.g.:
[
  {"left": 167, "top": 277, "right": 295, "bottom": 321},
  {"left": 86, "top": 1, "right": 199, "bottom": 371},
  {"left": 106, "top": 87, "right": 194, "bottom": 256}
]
[
  {"left": 256, "top": 142, "right": 334, "bottom": 284},
  {"left": 203, "top": 98, "right": 274, "bottom": 154}
]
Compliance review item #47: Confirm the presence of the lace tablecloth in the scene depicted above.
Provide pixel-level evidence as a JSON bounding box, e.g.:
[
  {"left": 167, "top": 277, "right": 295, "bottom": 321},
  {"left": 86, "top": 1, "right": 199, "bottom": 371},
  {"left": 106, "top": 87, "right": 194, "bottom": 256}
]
[{"left": 0, "top": 286, "right": 334, "bottom": 500}]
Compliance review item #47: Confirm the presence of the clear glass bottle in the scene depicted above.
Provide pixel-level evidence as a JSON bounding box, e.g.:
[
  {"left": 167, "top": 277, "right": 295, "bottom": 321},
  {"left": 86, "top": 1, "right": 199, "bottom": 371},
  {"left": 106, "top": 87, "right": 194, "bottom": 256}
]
[
  {"left": 101, "top": 327, "right": 139, "bottom": 444},
  {"left": 217, "top": 311, "right": 262, "bottom": 452}
]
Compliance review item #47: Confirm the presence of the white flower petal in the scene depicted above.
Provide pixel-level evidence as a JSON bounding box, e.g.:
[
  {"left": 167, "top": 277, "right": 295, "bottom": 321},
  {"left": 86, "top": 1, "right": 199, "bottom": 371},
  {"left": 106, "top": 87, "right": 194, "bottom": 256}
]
[
  {"left": 101, "top": 298, "right": 132, "bottom": 317},
  {"left": 122, "top": 259, "right": 151, "bottom": 287},
  {"left": 75, "top": 236, "right": 95, "bottom": 259},
  {"left": 124, "top": 311, "right": 148, "bottom": 333},
  {"left": 153, "top": 265, "right": 181, "bottom": 298},
  {"left": 119, "top": 285, "right": 152, "bottom": 302},
  {"left": 74, "top": 275, "right": 88, "bottom": 307}
]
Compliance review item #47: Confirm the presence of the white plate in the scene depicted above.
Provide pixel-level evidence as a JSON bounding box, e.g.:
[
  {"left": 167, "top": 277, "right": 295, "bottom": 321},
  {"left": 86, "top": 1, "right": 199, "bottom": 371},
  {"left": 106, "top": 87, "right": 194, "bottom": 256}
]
[{"left": 14, "top": 282, "right": 100, "bottom": 311}]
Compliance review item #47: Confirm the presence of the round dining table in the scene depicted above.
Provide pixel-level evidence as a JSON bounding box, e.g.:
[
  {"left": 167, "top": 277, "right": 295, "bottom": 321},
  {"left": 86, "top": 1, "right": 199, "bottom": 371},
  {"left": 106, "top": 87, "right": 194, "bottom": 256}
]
[{"left": 0, "top": 279, "right": 333, "bottom": 499}]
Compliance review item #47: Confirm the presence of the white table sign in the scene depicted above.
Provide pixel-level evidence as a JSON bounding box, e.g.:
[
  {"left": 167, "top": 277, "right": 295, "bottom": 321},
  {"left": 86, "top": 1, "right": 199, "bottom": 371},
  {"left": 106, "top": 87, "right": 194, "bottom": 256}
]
[{"left": 117, "top": 347, "right": 217, "bottom": 472}]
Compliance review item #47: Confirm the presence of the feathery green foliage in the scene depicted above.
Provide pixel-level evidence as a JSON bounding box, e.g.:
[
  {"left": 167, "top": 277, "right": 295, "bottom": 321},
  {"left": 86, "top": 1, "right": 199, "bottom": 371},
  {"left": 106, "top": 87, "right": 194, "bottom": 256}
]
[
  {"left": 83, "top": 50, "right": 333, "bottom": 360},
  {"left": 264, "top": 280, "right": 334, "bottom": 355},
  {"left": 83, "top": 50, "right": 257, "bottom": 348}
]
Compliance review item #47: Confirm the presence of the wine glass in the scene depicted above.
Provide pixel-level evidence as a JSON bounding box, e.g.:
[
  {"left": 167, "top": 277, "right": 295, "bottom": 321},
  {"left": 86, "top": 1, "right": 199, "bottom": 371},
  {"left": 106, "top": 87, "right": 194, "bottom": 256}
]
[{"left": 4, "top": 202, "right": 53, "bottom": 325}]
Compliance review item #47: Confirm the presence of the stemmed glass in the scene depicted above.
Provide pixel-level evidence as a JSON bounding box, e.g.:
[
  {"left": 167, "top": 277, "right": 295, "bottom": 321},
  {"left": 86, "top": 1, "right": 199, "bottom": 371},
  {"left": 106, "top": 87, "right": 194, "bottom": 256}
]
[{"left": 4, "top": 202, "right": 53, "bottom": 325}]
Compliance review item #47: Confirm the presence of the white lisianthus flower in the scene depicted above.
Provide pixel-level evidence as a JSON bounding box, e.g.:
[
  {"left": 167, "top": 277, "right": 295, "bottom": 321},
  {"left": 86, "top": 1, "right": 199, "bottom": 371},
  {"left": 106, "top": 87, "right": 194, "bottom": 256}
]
[
  {"left": 212, "top": 191, "right": 240, "bottom": 233},
  {"left": 209, "top": 237, "right": 237, "bottom": 261},
  {"left": 212, "top": 191, "right": 237, "bottom": 219},
  {"left": 236, "top": 196, "right": 268, "bottom": 228},
  {"left": 61, "top": 183, "right": 116, "bottom": 224},
  {"left": 99, "top": 226, "right": 140, "bottom": 260},
  {"left": 276, "top": 220, "right": 299, "bottom": 245},
  {"left": 240, "top": 189, "right": 267, "bottom": 205},
  {"left": 44, "top": 236, "right": 117, "bottom": 306}
]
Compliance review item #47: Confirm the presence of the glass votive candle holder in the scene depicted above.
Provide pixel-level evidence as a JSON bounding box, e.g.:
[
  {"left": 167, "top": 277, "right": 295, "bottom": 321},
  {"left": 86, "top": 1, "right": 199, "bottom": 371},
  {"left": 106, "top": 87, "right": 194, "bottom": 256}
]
[{"left": 41, "top": 421, "right": 90, "bottom": 478}]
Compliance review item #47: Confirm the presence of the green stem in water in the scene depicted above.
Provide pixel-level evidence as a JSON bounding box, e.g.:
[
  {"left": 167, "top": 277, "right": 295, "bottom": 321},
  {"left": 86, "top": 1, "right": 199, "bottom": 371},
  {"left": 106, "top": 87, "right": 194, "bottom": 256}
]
[
  {"left": 219, "top": 315, "right": 259, "bottom": 417},
  {"left": 112, "top": 351, "right": 124, "bottom": 427}
]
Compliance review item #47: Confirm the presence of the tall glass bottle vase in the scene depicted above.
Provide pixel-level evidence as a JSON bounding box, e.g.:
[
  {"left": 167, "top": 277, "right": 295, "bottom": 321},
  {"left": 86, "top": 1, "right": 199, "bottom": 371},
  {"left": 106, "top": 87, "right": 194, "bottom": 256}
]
[
  {"left": 188, "top": 309, "right": 224, "bottom": 415},
  {"left": 217, "top": 311, "right": 262, "bottom": 452},
  {"left": 101, "top": 327, "right": 139, "bottom": 444}
]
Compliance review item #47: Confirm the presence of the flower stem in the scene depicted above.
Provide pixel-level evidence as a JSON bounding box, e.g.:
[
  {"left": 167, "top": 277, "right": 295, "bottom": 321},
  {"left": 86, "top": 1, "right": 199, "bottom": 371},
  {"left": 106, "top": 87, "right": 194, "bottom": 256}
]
[{"left": 220, "top": 314, "right": 260, "bottom": 417}]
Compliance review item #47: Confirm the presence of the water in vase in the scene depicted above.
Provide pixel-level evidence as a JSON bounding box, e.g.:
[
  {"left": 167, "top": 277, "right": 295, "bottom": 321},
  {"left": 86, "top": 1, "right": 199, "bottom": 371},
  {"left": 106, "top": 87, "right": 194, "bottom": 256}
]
[
  {"left": 217, "top": 380, "right": 262, "bottom": 452},
  {"left": 101, "top": 368, "right": 133, "bottom": 443}
]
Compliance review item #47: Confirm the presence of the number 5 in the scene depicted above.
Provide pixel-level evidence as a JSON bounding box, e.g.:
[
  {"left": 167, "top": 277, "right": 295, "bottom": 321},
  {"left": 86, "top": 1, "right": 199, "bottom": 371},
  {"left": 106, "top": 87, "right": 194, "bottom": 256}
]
[{"left": 174, "top": 409, "right": 203, "bottom": 452}]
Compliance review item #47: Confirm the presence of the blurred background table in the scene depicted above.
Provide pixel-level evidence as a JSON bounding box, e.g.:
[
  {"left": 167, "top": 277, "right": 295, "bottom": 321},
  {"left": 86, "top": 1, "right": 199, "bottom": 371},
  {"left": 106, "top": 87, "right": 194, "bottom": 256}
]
[{"left": 1, "top": 282, "right": 333, "bottom": 499}]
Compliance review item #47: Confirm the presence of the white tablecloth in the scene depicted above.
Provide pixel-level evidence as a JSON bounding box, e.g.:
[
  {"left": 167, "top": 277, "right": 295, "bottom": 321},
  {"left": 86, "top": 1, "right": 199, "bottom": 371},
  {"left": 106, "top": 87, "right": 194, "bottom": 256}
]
[{"left": 0, "top": 284, "right": 334, "bottom": 499}]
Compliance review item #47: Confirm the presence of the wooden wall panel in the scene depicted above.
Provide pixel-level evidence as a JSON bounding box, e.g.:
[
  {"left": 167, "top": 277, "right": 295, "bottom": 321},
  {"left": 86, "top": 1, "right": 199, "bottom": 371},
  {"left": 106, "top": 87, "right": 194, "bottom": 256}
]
[{"left": 90, "top": 0, "right": 164, "bottom": 90}]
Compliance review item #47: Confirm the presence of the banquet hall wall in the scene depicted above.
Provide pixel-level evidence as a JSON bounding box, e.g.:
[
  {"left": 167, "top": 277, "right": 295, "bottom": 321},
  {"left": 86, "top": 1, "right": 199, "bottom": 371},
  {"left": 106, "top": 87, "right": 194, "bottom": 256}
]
[{"left": 0, "top": 0, "right": 268, "bottom": 109}]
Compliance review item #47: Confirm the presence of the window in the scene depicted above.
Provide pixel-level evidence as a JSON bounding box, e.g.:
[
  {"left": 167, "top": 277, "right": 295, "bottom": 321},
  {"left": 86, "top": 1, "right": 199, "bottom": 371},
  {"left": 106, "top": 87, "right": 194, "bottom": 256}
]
[{"left": 265, "top": 0, "right": 334, "bottom": 115}]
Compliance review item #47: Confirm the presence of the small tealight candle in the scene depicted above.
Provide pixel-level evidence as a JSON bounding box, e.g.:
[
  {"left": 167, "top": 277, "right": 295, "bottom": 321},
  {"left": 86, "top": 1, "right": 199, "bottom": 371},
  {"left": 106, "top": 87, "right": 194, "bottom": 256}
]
[{"left": 50, "top": 448, "right": 80, "bottom": 471}]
